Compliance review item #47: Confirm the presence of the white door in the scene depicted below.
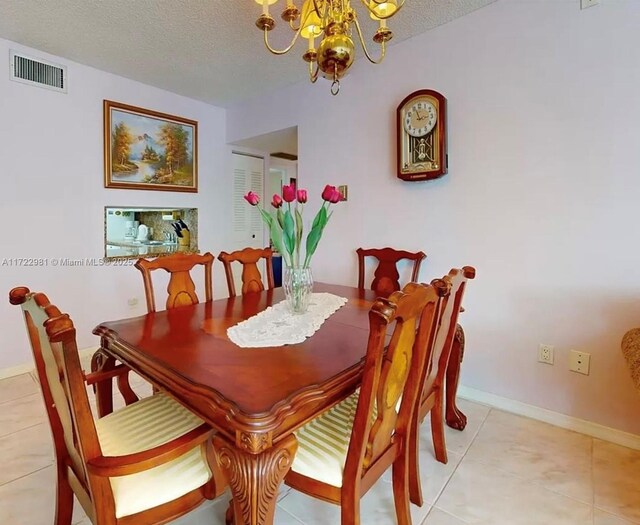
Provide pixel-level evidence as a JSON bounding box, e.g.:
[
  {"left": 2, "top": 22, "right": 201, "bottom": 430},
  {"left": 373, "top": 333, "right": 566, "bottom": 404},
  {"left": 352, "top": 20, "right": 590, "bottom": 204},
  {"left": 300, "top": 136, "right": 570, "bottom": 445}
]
[{"left": 231, "top": 153, "right": 265, "bottom": 292}]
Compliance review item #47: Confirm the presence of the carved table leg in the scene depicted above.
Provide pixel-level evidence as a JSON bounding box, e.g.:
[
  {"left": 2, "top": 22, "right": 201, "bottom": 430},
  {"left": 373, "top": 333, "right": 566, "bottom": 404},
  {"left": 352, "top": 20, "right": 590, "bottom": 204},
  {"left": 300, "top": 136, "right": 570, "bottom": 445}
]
[
  {"left": 90, "top": 348, "right": 115, "bottom": 418},
  {"left": 214, "top": 433, "right": 298, "bottom": 525},
  {"left": 445, "top": 324, "right": 467, "bottom": 431}
]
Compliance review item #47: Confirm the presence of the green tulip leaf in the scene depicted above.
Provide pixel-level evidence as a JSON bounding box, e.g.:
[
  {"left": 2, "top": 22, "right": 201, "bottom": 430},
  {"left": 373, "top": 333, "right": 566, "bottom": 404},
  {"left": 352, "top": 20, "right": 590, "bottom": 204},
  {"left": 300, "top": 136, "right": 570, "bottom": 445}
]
[
  {"left": 270, "top": 223, "right": 287, "bottom": 261},
  {"left": 283, "top": 209, "right": 295, "bottom": 255},
  {"left": 311, "top": 205, "right": 327, "bottom": 230},
  {"left": 295, "top": 208, "right": 304, "bottom": 246},
  {"left": 305, "top": 224, "right": 323, "bottom": 265},
  {"left": 258, "top": 208, "right": 274, "bottom": 227}
]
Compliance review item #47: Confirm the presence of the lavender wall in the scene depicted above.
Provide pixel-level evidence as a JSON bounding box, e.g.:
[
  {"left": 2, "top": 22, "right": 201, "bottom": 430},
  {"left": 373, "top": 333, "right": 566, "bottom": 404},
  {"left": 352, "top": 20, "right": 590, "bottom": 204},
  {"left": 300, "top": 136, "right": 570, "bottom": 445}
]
[
  {"left": 0, "top": 38, "right": 231, "bottom": 371},
  {"left": 227, "top": 0, "right": 640, "bottom": 434}
]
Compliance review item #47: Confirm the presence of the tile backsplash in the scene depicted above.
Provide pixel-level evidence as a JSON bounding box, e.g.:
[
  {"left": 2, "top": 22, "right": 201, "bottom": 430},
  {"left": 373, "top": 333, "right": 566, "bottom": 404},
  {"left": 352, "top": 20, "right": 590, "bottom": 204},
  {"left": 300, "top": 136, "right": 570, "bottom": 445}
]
[{"left": 138, "top": 208, "right": 198, "bottom": 250}]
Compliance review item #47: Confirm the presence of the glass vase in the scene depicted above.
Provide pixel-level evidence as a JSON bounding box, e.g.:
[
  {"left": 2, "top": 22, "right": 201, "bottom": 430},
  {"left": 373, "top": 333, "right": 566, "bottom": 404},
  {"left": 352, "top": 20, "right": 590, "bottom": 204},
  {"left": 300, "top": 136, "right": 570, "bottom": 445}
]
[{"left": 283, "top": 267, "right": 313, "bottom": 314}]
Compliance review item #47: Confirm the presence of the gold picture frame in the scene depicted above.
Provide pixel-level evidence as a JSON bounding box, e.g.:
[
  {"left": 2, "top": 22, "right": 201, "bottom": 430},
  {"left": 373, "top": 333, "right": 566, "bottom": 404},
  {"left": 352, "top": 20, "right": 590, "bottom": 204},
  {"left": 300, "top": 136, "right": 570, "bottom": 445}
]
[{"left": 103, "top": 100, "right": 198, "bottom": 192}]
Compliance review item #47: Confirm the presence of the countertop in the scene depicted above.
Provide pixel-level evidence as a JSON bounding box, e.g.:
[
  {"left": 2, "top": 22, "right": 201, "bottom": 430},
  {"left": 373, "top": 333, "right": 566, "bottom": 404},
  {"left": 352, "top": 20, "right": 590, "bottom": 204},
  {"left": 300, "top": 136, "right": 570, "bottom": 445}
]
[{"left": 106, "top": 239, "right": 195, "bottom": 259}]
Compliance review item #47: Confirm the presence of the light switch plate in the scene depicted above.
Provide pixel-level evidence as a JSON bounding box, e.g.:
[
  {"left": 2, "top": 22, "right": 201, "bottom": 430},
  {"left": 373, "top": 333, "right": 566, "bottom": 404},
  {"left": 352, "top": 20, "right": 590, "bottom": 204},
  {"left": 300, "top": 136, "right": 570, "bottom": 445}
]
[
  {"left": 338, "top": 185, "right": 348, "bottom": 201},
  {"left": 581, "top": 0, "right": 599, "bottom": 9}
]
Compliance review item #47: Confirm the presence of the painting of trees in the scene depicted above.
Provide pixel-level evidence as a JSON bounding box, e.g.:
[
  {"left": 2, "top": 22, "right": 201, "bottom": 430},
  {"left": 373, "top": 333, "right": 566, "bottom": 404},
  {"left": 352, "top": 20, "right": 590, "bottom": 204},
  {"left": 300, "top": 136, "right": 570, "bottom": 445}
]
[
  {"left": 157, "top": 123, "right": 190, "bottom": 175},
  {"left": 111, "top": 122, "right": 137, "bottom": 173},
  {"left": 105, "top": 100, "right": 197, "bottom": 192}
]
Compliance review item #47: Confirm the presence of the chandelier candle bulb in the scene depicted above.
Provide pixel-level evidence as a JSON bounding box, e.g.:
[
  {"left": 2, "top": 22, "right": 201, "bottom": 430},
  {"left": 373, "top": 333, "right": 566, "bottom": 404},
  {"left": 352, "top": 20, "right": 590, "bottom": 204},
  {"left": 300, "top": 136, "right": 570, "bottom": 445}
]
[{"left": 258, "top": 0, "right": 278, "bottom": 16}]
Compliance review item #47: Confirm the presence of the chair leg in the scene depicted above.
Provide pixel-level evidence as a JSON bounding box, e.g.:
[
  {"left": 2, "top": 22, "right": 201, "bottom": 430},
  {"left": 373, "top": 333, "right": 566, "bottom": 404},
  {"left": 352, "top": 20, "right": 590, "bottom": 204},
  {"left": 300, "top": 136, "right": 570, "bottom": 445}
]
[
  {"left": 430, "top": 388, "right": 448, "bottom": 465},
  {"left": 225, "top": 499, "right": 235, "bottom": 525},
  {"left": 408, "top": 412, "right": 423, "bottom": 507},
  {"left": 54, "top": 464, "right": 73, "bottom": 525},
  {"left": 392, "top": 454, "right": 412, "bottom": 525},
  {"left": 203, "top": 440, "right": 228, "bottom": 500},
  {"left": 340, "top": 485, "right": 360, "bottom": 525}
]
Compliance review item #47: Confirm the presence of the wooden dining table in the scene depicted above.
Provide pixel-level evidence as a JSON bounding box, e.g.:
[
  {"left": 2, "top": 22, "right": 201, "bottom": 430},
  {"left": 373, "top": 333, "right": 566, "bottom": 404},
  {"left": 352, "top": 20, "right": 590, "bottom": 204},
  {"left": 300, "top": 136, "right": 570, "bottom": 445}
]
[
  {"left": 92, "top": 283, "right": 468, "bottom": 525},
  {"left": 93, "top": 283, "right": 375, "bottom": 525}
]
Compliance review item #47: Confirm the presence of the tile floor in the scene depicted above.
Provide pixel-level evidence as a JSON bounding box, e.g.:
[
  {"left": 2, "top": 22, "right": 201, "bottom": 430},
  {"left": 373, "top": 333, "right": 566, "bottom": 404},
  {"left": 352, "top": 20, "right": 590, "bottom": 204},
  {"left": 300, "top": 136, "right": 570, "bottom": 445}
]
[{"left": 1, "top": 369, "right": 639, "bottom": 525}]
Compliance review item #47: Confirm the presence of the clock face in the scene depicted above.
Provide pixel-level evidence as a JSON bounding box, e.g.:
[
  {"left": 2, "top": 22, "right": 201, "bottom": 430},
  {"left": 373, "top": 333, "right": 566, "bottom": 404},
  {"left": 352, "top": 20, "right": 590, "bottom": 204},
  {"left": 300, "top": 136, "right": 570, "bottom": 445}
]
[
  {"left": 403, "top": 100, "right": 437, "bottom": 137},
  {"left": 397, "top": 90, "right": 448, "bottom": 181}
]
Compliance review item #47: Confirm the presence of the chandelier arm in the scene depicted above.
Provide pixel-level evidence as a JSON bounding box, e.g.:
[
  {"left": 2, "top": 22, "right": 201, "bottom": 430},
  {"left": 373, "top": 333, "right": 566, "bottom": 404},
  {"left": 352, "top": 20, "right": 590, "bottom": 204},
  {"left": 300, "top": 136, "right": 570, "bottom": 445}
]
[
  {"left": 263, "top": 25, "right": 304, "bottom": 55},
  {"left": 263, "top": 4, "right": 320, "bottom": 55},
  {"left": 358, "top": 0, "right": 406, "bottom": 19},
  {"left": 354, "top": 18, "right": 386, "bottom": 64},
  {"left": 308, "top": 61, "right": 320, "bottom": 83},
  {"left": 311, "top": 0, "right": 323, "bottom": 17}
]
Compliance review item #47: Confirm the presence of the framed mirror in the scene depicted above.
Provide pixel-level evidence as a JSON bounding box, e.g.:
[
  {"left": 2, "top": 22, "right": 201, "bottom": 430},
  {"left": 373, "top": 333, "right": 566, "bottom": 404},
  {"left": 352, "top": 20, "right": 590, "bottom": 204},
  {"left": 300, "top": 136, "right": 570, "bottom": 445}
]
[{"left": 105, "top": 206, "right": 198, "bottom": 259}]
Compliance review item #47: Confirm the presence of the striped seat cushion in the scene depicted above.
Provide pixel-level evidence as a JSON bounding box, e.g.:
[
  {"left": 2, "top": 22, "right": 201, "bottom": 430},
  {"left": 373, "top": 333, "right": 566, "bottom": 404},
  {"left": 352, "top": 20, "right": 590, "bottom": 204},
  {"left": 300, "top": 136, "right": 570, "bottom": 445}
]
[
  {"left": 291, "top": 391, "right": 361, "bottom": 488},
  {"left": 94, "top": 393, "right": 212, "bottom": 518}
]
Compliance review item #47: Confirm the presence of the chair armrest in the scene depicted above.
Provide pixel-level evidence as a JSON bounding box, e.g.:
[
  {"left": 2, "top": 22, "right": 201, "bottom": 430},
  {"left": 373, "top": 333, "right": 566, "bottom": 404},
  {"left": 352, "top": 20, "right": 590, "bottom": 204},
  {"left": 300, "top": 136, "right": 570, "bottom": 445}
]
[
  {"left": 84, "top": 364, "right": 131, "bottom": 386},
  {"left": 86, "top": 423, "right": 213, "bottom": 477}
]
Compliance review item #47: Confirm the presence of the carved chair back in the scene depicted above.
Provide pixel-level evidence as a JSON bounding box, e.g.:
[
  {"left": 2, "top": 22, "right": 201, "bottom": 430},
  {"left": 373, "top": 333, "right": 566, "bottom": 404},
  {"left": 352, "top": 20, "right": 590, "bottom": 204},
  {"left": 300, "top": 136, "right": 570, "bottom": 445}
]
[
  {"left": 419, "top": 267, "right": 476, "bottom": 405},
  {"left": 135, "top": 252, "right": 214, "bottom": 313},
  {"left": 408, "top": 266, "right": 476, "bottom": 507},
  {"left": 9, "top": 287, "right": 116, "bottom": 515},
  {"left": 356, "top": 247, "right": 427, "bottom": 297},
  {"left": 10, "top": 287, "right": 222, "bottom": 523},
  {"left": 344, "top": 279, "right": 449, "bottom": 485},
  {"left": 218, "top": 247, "right": 274, "bottom": 297}
]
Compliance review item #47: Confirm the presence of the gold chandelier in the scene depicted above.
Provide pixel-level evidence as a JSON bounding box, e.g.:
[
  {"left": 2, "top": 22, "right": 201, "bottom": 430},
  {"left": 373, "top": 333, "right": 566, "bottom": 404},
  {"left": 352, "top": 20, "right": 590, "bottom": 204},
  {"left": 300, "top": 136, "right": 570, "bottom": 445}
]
[{"left": 254, "top": 0, "right": 405, "bottom": 95}]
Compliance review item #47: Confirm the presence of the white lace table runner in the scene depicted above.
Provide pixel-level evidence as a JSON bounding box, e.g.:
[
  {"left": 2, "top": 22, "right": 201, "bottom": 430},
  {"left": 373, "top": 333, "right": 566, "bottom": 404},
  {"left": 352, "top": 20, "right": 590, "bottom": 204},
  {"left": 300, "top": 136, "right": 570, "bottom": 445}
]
[{"left": 227, "top": 292, "right": 348, "bottom": 348}]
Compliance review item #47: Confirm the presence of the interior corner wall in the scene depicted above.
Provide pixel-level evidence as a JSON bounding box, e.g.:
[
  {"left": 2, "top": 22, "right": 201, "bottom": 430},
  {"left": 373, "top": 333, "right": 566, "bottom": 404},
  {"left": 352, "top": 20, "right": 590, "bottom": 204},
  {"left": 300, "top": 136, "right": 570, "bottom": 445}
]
[
  {"left": 226, "top": 0, "right": 640, "bottom": 434},
  {"left": 0, "top": 38, "right": 231, "bottom": 370}
]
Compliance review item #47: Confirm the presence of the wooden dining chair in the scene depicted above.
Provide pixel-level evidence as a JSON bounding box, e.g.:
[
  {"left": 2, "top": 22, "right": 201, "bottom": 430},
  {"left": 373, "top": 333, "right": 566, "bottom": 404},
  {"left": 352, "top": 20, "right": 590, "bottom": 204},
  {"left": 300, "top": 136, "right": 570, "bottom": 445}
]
[
  {"left": 9, "top": 287, "right": 225, "bottom": 525},
  {"left": 284, "top": 279, "right": 450, "bottom": 525},
  {"left": 356, "top": 247, "right": 427, "bottom": 298},
  {"left": 135, "top": 252, "right": 214, "bottom": 313},
  {"left": 218, "top": 246, "right": 274, "bottom": 297},
  {"left": 408, "top": 266, "right": 476, "bottom": 507}
]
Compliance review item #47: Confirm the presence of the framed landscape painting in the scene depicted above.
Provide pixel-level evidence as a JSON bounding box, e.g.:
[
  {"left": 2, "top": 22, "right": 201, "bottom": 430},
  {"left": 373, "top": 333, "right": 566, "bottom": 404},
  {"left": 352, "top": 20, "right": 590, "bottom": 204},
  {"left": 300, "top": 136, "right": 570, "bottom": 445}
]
[{"left": 103, "top": 100, "right": 198, "bottom": 192}]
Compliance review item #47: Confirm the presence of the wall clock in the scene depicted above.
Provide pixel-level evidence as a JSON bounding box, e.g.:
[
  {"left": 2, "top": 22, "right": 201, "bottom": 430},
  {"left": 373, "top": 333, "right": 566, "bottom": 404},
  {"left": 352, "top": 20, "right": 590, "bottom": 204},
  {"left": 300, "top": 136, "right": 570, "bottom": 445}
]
[{"left": 397, "top": 89, "right": 447, "bottom": 181}]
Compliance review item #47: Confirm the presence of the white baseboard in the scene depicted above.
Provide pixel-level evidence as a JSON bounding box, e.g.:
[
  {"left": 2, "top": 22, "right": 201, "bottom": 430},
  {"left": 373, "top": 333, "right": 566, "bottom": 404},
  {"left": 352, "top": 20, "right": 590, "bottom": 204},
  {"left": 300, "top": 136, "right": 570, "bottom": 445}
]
[
  {"left": 458, "top": 384, "right": 640, "bottom": 451},
  {"left": 0, "top": 346, "right": 99, "bottom": 380},
  {"left": 0, "top": 361, "right": 35, "bottom": 380}
]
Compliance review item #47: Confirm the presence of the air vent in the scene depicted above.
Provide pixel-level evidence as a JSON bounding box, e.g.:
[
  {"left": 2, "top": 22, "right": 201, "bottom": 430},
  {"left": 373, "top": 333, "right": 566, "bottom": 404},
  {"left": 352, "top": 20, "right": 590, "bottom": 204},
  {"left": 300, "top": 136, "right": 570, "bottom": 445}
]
[{"left": 10, "top": 51, "right": 67, "bottom": 93}]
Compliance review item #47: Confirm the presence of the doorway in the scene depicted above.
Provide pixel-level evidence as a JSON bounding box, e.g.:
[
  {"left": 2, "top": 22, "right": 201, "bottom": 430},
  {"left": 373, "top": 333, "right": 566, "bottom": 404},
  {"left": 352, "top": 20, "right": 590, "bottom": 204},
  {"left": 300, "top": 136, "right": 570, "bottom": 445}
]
[{"left": 230, "top": 126, "right": 299, "bottom": 288}]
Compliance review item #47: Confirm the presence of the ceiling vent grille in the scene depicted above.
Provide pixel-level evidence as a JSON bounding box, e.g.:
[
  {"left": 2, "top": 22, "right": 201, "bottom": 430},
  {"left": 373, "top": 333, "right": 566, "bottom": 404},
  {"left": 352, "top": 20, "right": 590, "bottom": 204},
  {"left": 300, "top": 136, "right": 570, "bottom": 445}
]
[{"left": 10, "top": 51, "right": 67, "bottom": 93}]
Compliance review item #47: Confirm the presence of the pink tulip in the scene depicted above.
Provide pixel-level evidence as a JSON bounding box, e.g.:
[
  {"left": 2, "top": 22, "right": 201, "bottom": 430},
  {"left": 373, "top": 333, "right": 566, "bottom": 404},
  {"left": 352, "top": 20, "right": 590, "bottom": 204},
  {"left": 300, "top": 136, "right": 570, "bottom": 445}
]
[
  {"left": 282, "top": 184, "right": 296, "bottom": 203},
  {"left": 244, "top": 191, "right": 260, "bottom": 206},
  {"left": 271, "top": 194, "right": 283, "bottom": 208},
  {"left": 321, "top": 184, "right": 337, "bottom": 202},
  {"left": 328, "top": 188, "right": 342, "bottom": 204},
  {"left": 297, "top": 189, "right": 308, "bottom": 203}
]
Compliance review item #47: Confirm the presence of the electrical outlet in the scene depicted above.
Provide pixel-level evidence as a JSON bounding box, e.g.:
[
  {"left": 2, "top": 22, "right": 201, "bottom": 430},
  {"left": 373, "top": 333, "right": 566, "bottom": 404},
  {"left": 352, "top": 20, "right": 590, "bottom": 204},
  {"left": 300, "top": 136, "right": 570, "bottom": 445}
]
[
  {"left": 538, "top": 344, "right": 554, "bottom": 364},
  {"left": 569, "top": 350, "right": 590, "bottom": 375},
  {"left": 581, "top": 0, "right": 599, "bottom": 9},
  {"left": 127, "top": 297, "right": 139, "bottom": 308}
]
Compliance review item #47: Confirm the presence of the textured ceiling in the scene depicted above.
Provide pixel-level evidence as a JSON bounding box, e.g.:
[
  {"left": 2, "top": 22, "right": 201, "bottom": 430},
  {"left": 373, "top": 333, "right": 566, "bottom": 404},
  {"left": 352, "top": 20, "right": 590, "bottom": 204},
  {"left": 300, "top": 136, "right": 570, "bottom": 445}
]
[{"left": 0, "top": 0, "right": 496, "bottom": 107}]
